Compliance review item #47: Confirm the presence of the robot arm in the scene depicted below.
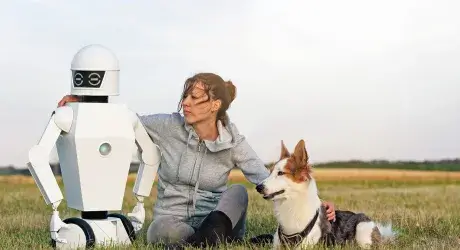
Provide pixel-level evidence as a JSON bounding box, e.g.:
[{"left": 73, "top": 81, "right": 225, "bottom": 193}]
[
  {"left": 127, "top": 113, "right": 161, "bottom": 232},
  {"left": 27, "top": 106, "right": 73, "bottom": 243},
  {"left": 28, "top": 107, "right": 74, "bottom": 207},
  {"left": 132, "top": 113, "right": 161, "bottom": 199}
]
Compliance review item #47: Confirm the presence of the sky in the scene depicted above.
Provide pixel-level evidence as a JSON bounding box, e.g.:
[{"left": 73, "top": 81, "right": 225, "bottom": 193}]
[{"left": 1, "top": 0, "right": 459, "bottom": 168}]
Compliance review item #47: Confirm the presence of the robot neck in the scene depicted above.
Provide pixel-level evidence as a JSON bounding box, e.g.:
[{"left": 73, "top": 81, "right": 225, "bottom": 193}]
[{"left": 80, "top": 95, "right": 109, "bottom": 103}]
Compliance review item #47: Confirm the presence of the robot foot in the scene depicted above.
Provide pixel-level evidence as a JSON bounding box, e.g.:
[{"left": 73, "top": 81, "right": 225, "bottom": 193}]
[
  {"left": 51, "top": 217, "right": 95, "bottom": 249},
  {"left": 51, "top": 216, "right": 133, "bottom": 249},
  {"left": 107, "top": 213, "right": 136, "bottom": 242}
]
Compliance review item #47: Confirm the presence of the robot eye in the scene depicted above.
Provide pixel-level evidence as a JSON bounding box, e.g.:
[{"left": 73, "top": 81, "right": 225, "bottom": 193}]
[
  {"left": 88, "top": 72, "right": 102, "bottom": 86},
  {"left": 73, "top": 73, "right": 84, "bottom": 86}
]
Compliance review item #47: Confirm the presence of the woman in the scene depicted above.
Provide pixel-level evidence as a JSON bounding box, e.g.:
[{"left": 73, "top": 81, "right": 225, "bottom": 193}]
[{"left": 57, "top": 72, "right": 336, "bottom": 247}]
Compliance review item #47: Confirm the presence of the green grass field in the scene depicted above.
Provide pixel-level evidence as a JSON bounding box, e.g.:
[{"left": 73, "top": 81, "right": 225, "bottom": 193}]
[{"left": 1, "top": 168, "right": 460, "bottom": 249}]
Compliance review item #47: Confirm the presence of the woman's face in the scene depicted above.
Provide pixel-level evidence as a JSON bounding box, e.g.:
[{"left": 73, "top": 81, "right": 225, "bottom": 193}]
[{"left": 181, "top": 82, "right": 220, "bottom": 125}]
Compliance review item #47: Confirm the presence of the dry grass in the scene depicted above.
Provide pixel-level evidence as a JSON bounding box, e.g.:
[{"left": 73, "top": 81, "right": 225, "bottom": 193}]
[
  {"left": 1, "top": 169, "right": 460, "bottom": 249},
  {"left": 230, "top": 168, "right": 460, "bottom": 181},
  {"left": 3, "top": 168, "right": 459, "bottom": 185}
]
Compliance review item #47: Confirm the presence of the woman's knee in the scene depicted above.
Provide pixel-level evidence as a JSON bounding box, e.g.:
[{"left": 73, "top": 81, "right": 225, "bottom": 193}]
[
  {"left": 226, "top": 184, "right": 248, "bottom": 205},
  {"left": 146, "top": 216, "right": 195, "bottom": 244},
  {"left": 216, "top": 184, "right": 248, "bottom": 218}
]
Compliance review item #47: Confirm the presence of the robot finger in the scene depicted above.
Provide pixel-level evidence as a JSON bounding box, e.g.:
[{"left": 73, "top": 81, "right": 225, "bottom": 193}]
[
  {"left": 131, "top": 222, "right": 143, "bottom": 233},
  {"left": 51, "top": 232, "right": 68, "bottom": 244},
  {"left": 55, "top": 237, "right": 68, "bottom": 244},
  {"left": 60, "top": 221, "right": 69, "bottom": 228},
  {"left": 127, "top": 213, "right": 141, "bottom": 222}
]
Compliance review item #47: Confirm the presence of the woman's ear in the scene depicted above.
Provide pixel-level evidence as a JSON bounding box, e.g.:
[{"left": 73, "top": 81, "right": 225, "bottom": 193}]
[{"left": 212, "top": 99, "right": 222, "bottom": 112}]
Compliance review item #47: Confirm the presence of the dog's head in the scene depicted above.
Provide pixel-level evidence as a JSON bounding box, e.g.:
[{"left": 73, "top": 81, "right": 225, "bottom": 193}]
[{"left": 256, "top": 139, "right": 312, "bottom": 200}]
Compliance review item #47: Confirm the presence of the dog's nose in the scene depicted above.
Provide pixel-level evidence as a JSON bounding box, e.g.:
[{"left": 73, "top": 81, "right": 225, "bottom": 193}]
[{"left": 256, "top": 184, "right": 264, "bottom": 193}]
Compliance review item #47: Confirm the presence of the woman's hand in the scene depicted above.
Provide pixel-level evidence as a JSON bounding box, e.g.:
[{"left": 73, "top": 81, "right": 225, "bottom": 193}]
[
  {"left": 57, "top": 95, "right": 80, "bottom": 107},
  {"left": 322, "top": 201, "right": 336, "bottom": 221}
]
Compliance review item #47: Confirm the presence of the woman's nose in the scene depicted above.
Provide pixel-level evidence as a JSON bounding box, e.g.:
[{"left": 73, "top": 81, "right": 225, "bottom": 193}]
[{"left": 182, "top": 98, "right": 191, "bottom": 107}]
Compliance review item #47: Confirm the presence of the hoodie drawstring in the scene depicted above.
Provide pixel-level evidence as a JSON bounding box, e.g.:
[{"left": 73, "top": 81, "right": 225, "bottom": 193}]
[
  {"left": 177, "top": 132, "right": 193, "bottom": 182},
  {"left": 192, "top": 147, "right": 207, "bottom": 214}
]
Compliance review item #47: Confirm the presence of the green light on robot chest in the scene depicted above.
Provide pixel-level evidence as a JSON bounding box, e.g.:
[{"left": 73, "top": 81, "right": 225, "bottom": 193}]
[{"left": 99, "top": 142, "right": 112, "bottom": 156}]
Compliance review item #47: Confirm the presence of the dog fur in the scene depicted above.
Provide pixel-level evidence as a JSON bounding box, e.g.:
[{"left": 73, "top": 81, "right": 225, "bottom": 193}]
[{"left": 256, "top": 139, "right": 397, "bottom": 249}]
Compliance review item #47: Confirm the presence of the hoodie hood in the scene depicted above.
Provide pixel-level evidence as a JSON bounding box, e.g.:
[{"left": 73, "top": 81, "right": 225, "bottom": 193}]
[{"left": 183, "top": 116, "right": 244, "bottom": 153}]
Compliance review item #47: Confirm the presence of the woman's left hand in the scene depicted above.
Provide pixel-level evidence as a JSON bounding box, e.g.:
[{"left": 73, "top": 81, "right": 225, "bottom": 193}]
[{"left": 322, "top": 201, "right": 336, "bottom": 221}]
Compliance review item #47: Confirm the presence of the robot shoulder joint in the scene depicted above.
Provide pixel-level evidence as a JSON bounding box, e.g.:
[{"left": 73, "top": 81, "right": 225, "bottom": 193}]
[
  {"left": 53, "top": 106, "right": 74, "bottom": 133},
  {"left": 129, "top": 110, "right": 141, "bottom": 129}
]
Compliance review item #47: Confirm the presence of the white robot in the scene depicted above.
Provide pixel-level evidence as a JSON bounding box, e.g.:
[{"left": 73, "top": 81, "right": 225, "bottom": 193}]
[{"left": 27, "top": 44, "right": 161, "bottom": 249}]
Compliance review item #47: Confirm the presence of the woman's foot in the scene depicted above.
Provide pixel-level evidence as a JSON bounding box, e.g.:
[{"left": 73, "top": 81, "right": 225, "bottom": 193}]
[
  {"left": 185, "top": 210, "right": 233, "bottom": 247},
  {"left": 164, "top": 210, "right": 233, "bottom": 249}
]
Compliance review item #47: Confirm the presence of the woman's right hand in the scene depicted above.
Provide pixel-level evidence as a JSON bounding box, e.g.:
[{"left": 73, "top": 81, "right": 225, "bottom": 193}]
[{"left": 57, "top": 95, "right": 80, "bottom": 107}]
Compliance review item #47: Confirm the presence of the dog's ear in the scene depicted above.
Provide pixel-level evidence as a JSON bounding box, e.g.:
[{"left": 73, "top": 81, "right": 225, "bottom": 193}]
[
  {"left": 293, "top": 139, "right": 309, "bottom": 166},
  {"left": 298, "top": 164, "right": 312, "bottom": 181},
  {"left": 280, "top": 140, "right": 290, "bottom": 160},
  {"left": 292, "top": 139, "right": 311, "bottom": 182}
]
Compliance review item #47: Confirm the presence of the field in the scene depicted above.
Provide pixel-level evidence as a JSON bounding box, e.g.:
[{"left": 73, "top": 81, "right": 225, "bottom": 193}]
[{"left": 1, "top": 168, "right": 460, "bottom": 249}]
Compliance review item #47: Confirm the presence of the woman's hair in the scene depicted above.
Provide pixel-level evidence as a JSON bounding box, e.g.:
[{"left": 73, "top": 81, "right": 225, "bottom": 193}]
[{"left": 178, "top": 72, "right": 237, "bottom": 126}]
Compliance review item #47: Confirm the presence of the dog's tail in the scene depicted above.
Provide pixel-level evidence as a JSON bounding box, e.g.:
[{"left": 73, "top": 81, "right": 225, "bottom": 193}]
[{"left": 375, "top": 221, "right": 398, "bottom": 243}]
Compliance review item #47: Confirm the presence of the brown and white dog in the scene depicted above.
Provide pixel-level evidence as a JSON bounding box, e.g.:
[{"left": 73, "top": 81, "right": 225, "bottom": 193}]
[{"left": 256, "top": 139, "right": 396, "bottom": 249}]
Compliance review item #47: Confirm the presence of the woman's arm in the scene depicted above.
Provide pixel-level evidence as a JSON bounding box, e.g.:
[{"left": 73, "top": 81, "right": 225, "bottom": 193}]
[
  {"left": 231, "top": 137, "right": 270, "bottom": 185},
  {"left": 137, "top": 113, "right": 173, "bottom": 145},
  {"left": 57, "top": 94, "right": 172, "bottom": 136}
]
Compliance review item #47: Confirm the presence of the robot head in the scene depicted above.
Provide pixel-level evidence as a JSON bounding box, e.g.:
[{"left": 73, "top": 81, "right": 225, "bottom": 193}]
[{"left": 70, "top": 44, "right": 120, "bottom": 96}]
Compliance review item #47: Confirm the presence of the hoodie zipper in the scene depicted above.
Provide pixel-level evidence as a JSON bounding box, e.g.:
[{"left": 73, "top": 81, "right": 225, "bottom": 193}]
[{"left": 186, "top": 140, "right": 203, "bottom": 217}]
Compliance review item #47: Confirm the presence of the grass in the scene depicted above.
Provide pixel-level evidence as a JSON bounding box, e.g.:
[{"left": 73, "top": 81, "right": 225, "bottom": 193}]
[{"left": 1, "top": 168, "right": 460, "bottom": 249}]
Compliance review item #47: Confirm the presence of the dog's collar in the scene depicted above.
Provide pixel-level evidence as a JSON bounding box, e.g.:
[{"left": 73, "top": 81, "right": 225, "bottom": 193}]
[{"left": 278, "top": 209, "right": 319, "bottom": 247}]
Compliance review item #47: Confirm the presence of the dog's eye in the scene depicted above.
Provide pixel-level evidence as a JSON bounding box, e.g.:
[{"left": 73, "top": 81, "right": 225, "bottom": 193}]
[{"left": 277, "top": 171, "right": 285, "bottom": 176}]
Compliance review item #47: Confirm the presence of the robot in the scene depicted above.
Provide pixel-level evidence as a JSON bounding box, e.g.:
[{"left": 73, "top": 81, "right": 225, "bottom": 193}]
[{"left": 27, "top": 44, "right": 161, "bottom": 249}]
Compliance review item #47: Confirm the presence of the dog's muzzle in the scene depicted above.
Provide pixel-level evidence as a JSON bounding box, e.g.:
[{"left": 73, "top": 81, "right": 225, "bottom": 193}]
[
  {"left": 262, "top": 190, "right": 285, "bottom": 200},
  {"left": 256, "top": 184, "right": 285, "bottom": 199}
]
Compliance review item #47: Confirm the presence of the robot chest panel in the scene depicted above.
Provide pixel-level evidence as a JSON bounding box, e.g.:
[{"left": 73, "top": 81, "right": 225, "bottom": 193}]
[
  {"left": 61, "top": 104, "right": 135, "bottom": 165},
  {"left": 72, "top": 104, "right": 135, "bottom": 140}
]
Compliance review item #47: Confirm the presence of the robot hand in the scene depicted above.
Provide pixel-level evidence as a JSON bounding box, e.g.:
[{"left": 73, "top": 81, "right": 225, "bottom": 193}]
[
  {"left": 50, "top": 210, "right": 69, "bottom": 243},
  {"left": 127, "top": 201, "right": 145, "bottom": 232}
]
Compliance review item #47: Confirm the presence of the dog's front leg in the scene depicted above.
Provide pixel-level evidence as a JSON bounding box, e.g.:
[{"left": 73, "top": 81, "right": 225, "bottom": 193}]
[{"left": 299, "top": 225, "right": 323, "bottom": 248}]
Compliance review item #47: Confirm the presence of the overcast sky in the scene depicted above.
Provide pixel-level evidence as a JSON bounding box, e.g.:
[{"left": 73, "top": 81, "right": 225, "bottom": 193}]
[{"left": 1, "top": 0, "right": 459, "bottom": 167}]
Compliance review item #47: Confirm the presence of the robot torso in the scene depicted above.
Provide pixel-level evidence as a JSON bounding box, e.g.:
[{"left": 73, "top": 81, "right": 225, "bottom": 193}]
[{"left": 55, "top": 102, "right": 137, "bottom": 211}]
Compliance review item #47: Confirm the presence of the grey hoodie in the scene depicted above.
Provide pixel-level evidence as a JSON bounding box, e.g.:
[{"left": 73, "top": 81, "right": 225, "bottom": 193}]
[{"left": 138, "top": 112, "right": 270, "bottom": 218}]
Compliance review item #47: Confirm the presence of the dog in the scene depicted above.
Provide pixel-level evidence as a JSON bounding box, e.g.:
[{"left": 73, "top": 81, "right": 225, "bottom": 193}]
[{"left": 255, "top": 139, "right": 397, "bottom": 249}]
